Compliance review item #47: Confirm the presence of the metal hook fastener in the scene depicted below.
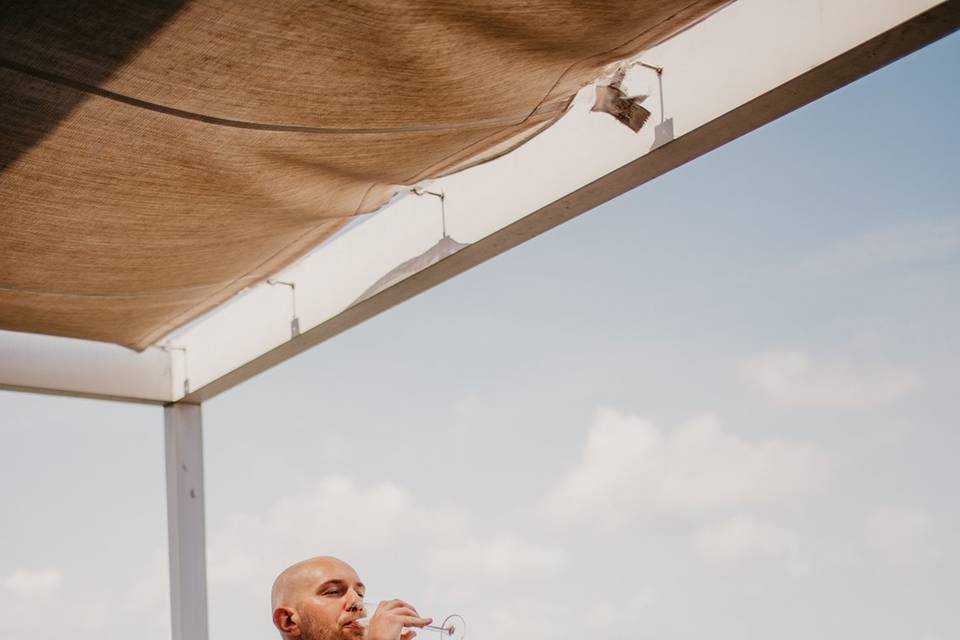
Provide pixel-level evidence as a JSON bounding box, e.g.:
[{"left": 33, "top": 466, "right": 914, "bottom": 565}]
[
  {"left": 411, "top": 187, "right": 448, "bottom": 238},
  {"left": 267, "top": 279, "right": 300, "bottom": 338}
]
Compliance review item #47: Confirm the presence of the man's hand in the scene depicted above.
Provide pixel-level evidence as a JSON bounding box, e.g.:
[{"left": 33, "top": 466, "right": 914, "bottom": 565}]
[{"left": 365, "top": 599, "right": 432, "bottom": 640}]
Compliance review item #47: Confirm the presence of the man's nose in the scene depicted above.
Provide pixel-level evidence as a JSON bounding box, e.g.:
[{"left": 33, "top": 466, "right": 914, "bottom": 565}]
[{"left": 346, "top": 592, "right": 363, "bottom": 612}]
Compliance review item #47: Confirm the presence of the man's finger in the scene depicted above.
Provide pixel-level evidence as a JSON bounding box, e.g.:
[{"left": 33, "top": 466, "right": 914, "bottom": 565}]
[
  {"left": 398, "top": 616, "right": 433, "bottom": 628},
  {"left": 384, "top": 599, "right": 421, "bottom": 616},
  {"left": 400, "top": 631, "right": 418, "bottom": 640}
]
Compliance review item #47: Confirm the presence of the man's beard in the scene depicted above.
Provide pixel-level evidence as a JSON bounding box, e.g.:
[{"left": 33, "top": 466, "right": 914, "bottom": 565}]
[{"left": 299, "top": 613, "right": 363, "bottom": 640}]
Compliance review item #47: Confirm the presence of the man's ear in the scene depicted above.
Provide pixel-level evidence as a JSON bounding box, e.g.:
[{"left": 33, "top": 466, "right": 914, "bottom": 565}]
[{"left": 273, "top": 607, "right": 301, "bottom": 636}]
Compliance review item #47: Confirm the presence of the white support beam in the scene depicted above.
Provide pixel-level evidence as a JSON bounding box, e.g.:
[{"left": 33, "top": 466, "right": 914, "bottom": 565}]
[
  {"left": 0, "top": 330, "right": 174, "bottom": 403},
  {"left": 164, "top": 402, "right": 209, "bottom": 640}
]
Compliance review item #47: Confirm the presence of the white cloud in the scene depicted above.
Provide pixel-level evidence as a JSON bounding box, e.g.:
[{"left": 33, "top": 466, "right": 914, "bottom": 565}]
[
  {"left": 0, "top": 568, "right": 63, "bottom": 597},
  {"left": 865, "top": 507, "right": 934, "bottom": 564},
  {"left": 484, "top": 600, "right": 571, "bottom": 640},
  {"left": 0, "top": 562, "right": 170, "bottom": 639},
  {"left": 585, "top": 602, "right": 618, "bottom": 627},
  {"left": 740, "top": 350, "right": 921, "bottom": 409},
  {"left": 124, "top": 549, "right": 171, "bottom": 621},
  {"left": 208, "top": 474, "right": 563, "bottom": 599},
  {"left": 208, "top": 476, "right": 468, "bottom": 587},
  {"left": 692, "top": 515, "right": 797, "bottom": 562},
  {"left": 586, "top": 589, "right": 656, "bottom": 627},
  {"left": 426, "top": 534, "right": 565, "bottom": 581},
  {"left": 0, "top": 569, "right": 108, "bottom": 635},
  {"left": 541, "top": 409, "right": 828, "bottom": 527},
  {"left": 809, "top": 217, "right": 960, "bottom": 273}
]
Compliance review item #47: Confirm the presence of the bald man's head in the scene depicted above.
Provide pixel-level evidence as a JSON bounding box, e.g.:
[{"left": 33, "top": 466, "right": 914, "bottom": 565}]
[{"left": 271, "top": 557, "right": 366, "bottom": 640}]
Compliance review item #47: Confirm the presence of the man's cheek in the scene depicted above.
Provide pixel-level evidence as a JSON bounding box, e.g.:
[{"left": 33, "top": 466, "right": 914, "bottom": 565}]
[{"left": 300, "top": 614, "right": 330, "bottom": 640}]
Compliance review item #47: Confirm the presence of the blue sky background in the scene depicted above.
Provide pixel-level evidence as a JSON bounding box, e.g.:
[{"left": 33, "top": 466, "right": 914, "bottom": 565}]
[{"left": 2, "top": 30, "right": 958, "bottom": 640}]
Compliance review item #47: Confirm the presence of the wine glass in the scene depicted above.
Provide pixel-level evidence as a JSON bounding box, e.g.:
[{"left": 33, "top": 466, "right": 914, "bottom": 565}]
[{"left": 354, "top": 600, "right": 465, "bottom": 640}]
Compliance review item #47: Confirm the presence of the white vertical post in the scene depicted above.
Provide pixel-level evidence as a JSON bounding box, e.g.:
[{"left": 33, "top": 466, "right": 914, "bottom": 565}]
[{"left": 164, "top": 402, "right": 209, "bottom": 640}]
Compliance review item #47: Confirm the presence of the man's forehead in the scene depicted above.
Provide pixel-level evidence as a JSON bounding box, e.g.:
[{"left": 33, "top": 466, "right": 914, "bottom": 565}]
[{"left": 305, "top": 557, "right": 362, "bottom": 585}]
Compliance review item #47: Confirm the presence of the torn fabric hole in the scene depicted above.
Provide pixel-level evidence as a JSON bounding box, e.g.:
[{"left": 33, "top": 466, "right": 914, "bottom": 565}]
[{"left": 591, "top": 82, "right": 652, "bottom": 133}]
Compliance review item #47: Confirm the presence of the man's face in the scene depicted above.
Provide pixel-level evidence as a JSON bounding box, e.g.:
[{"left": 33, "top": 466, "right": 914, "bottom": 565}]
[{"left": 295, "top": 560, "right": 367, "bottom": 640}]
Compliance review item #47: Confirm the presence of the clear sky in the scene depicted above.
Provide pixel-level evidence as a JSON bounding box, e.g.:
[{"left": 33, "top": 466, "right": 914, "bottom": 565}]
[{"left": 1, "top": 30, "right": 958, "bottom": 640}]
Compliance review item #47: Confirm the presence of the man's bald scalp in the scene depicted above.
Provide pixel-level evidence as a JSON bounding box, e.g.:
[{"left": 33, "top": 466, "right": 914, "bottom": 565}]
[{"left": 272, "top": 556, "right": 358, "bottom": 610}]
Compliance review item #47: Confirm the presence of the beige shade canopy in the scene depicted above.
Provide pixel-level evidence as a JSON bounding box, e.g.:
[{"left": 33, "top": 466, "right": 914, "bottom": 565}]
[{"left": 0, "top": 0, "right": 725, "bottom": 350}]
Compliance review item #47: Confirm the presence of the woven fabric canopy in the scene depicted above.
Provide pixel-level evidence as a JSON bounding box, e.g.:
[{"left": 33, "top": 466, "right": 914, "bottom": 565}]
[{"left": 1, "top": 0, "right": 724, "bottom": 350}]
